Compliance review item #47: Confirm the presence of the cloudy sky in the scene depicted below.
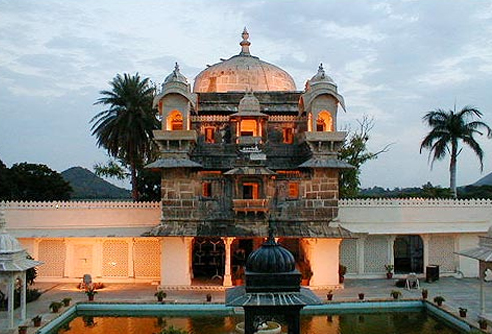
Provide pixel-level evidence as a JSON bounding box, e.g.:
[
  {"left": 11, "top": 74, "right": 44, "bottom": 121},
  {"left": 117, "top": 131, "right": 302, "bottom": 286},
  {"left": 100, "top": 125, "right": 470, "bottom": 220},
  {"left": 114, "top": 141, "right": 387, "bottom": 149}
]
[{"left": 1, "top": 0, "right": 492, "bottom": 190}]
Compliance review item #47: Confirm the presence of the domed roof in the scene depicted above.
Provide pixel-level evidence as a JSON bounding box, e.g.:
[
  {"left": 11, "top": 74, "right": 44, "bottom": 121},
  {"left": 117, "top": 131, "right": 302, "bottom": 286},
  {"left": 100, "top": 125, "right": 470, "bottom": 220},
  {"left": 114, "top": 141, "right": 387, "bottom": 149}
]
[
  {"left": 246, "top": 237, "right": 296, "bottom": 273},
  {"left": 309, "top": 63, "right": 336, "bottom": 85},
  {"left": 0, "top": 211, "right": 22, "bottom": 254},
  {"left": 164, "top": 62, "right": 188, "bottom": 85},
  {"left": 193, "top": 28, "right": 296, "bottom": 93}
]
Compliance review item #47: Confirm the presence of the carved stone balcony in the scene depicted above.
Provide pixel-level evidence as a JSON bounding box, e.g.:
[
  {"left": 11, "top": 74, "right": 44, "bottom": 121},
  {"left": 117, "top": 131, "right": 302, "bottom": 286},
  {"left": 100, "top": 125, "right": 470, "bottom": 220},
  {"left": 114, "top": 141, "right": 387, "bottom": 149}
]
[{"left": 232, "top": 199, "right": 270, "bottom": 213}]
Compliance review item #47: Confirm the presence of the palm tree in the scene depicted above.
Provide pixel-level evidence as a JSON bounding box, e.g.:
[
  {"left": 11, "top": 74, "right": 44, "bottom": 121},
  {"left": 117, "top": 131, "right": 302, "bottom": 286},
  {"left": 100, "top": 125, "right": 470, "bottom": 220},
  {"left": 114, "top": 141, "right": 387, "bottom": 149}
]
[
  {"left": 420, "top": 105, "right": 491, "bottom": 198},
  {"left": 91, "top": 73, "right": 158, "bottom": 201}
]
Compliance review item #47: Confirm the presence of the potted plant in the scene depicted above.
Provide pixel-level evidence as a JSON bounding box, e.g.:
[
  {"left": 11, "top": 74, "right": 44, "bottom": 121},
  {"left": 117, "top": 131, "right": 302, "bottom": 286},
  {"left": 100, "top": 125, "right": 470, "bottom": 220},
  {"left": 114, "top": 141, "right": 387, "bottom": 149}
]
[
  {"left": 85, "top": 287, "right": 98, "bottom": 301},
  {"left": 339, "top": 265, "right": 347, "bottom": 283},
  {"left": 18, "top": 325, "right": 28, "bottom": 334},
  {"left": 358, "top": 292, "right": 365, "bottom": 300},
  {"left": 458, "top": 307, "right": 467, "bottom": 317},
  {"left": 206, "top": 293, "right": 212, "bottom": 302},
  {"left": 384, "top": 264, "right": 394, "bottom": 279},
  {"left": 62, "top": 297, "right": 72, "bottom": 307},
  {"left": 327, "top": 290, "right": 334, "bottom": 301},
  {"left": 32, "top": 315, "right": 42, "bottom": 327},
  {"left": 421, "top": 288, "right": 428, "bottom": 300},
  {"left": 478, "top": 318, "right": 488, "bottom": 330},
  {"left": 390, "top": 290, "right": 402, "bottom": 300},
  {"left": 49, "top": 301, "right": 63, "bottom": 313},
  {"left": 433, "top": 296, "right": 445, "bottom": 306},
  {"left": 155, "top": 290, "right": 167, "bottom": 302}
]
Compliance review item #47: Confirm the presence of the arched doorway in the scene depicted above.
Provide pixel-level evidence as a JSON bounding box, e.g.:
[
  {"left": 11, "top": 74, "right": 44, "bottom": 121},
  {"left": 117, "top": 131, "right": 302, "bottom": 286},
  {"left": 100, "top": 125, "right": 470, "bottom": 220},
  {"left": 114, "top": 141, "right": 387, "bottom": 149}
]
[
  {"left": 192, "top": 237, "right": 224, "bottom": 284},
  {"left": 394, "top": 235, "right": 424, "bottom": 274}
]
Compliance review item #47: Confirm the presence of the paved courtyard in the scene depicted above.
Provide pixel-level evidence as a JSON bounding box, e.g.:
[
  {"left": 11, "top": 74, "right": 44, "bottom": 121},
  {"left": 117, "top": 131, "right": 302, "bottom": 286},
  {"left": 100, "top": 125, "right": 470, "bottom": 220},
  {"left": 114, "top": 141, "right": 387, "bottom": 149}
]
[{"left": 1, "top": 277, "right": 491, "bottom": 333}]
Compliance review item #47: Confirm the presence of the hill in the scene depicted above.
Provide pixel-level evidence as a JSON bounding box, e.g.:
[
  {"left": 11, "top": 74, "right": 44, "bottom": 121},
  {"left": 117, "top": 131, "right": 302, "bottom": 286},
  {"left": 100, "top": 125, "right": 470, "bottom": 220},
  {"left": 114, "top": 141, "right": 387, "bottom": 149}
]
[
  {"left": 61, "top": 166, "right": 131, "bottom": 200},
  {"left": 473, "top": 172, "right": 492, "bottom": 186}
]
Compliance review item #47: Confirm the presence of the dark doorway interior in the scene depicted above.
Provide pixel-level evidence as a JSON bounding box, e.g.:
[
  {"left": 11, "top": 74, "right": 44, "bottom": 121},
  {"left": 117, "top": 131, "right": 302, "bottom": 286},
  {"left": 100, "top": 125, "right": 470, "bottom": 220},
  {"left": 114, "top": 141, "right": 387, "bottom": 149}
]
[{"left": 394, "top": 235, "right": 424, "bottom": 274}]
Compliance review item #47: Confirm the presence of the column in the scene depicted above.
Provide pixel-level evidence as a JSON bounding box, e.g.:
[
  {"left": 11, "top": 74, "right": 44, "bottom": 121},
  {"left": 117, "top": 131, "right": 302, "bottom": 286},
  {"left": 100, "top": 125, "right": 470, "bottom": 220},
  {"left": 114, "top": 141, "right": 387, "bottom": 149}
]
[
  {"left": 388, "top": 235, "right": 396, "bottom": 267},
  {"left": 20, "top": 271, "right": 26, "bottom": 322},
  {"left": 356, "top": 235, "right": 366, "bottom": 275},
  {"left": 64, "top": 239, "right": 73, "bottom": 278},
  {"left": 222, "top": 237, "right": 233, "bottom": 287},
  {"left": 128, "top": 238, "right": 134, "bottom": 278},
  {"left": 94, "top": 239, "right": 104, "bottom": 278},
  {"left": 421, "top": 235, "right": 430, "bottom": 270},
  {"left": 8, "top": 273, "right": 14, "bottom": 329}
]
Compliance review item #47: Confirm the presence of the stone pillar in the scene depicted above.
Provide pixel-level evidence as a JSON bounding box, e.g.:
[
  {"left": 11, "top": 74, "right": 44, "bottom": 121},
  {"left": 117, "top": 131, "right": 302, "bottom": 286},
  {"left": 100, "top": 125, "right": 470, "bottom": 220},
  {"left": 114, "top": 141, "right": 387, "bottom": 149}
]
[
  {"left": 222, "top": 237, "right": 234, "bottom": 287},
  {"left": 421, "top": 235, "right": 430, "bottom": 270},
  {"left": 128, "top": 238, "right": 134, "bottom": 278},
  {"left": 64, "top": 239, "right": 73, "bottom": 278},
  {"left": 356, "top": 235, "right": 366, "bottom": 274},
  {"left": 388, "top": 235, "right": 396, "bottom": 268},
  {"left": 20, "top": 271, "right": 26, "bottom": 322},
  {"left": 160, "top": 237, "right": 192, "bottom": 286},
  {"left": 8, "top": 272, "right": 14, "bottom": 329}
]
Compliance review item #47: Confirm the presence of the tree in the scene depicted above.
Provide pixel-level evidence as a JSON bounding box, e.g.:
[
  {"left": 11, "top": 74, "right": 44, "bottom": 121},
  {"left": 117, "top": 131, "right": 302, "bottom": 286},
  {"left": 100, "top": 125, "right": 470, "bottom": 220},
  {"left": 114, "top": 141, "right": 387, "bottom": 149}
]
[
  {"left": 339, "top": 117, "right": 390, "bottom": 197},
  {"left": 91, "top": 73, "right": 158, "bottom": 201},
  {"left": 420, "top": 105, "right": 491, "bottom": 198},
  {"left": 4, "top": 163, "right": 72, "bottom": 201}
]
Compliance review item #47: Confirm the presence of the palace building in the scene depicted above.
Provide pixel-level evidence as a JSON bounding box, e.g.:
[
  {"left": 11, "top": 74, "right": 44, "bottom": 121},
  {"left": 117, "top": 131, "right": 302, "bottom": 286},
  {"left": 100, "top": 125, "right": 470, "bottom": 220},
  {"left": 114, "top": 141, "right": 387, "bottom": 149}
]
[{"left": 2, "top": 29, "right": 491, "bottom": 288}]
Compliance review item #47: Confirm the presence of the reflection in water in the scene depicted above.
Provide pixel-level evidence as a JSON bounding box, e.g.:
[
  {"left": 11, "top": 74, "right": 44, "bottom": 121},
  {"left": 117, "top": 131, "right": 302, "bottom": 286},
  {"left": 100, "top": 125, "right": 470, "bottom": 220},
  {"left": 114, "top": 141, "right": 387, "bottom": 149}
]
[{"left": 58, "top": 312, "right": 462, "bottom": 334}]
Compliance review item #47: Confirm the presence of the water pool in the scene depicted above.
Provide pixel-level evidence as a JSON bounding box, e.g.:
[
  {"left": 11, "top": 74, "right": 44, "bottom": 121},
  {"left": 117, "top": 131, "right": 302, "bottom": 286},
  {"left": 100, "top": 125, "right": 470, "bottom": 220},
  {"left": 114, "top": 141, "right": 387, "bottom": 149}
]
[{"left": 40, "top": 302, "right": 470, "bottom": 334}]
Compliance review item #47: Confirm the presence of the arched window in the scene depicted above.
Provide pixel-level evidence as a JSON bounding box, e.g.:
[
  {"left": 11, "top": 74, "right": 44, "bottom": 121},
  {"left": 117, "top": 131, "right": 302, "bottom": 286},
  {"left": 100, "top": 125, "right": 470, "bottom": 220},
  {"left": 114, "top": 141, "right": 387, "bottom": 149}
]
[
  {"left": 316, "top": 111, "right": 334, "bottom": 132},
  {"left": 166, "top": 110, "right": 184, "bottom": 130}
]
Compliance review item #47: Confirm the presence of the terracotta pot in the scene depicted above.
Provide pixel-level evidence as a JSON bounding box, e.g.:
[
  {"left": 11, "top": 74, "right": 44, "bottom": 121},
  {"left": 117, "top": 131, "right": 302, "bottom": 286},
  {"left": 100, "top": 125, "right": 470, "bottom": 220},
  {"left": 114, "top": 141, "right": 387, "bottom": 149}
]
[
  {"left": 18, "top": 326, "right": 28, "bottom": 334},
  {"left": 421, "top": 291, "right": 428, "bottom": 299},
  {"left": 327, "top": 294, "right": 333, "bottom": 301},
  {"left": 386, "top": 272, "right": 393, "bottom": 279},
  {"left": 339, "top": 276, "right": 345, "bottom": 283},
  {"left": 436, "top": 300, "right": 443, "bottom": 306},
  {"left": 459, "top": 310, "right": 467, "bottom": 318},
  {"left": 88, "top": 295, "right": 94, "bottom": 301},
  {"left": 479, "top": 321, "right": 488, "bottom": 330},
  {"left": 33, "top": 318, "right": 42, "bottom": 327},
  {"left": 358, "top": 293, "right": 365, "bottom": 300},
  {"left": 206, "top": 294, "right": 212, "bottom": 302}
]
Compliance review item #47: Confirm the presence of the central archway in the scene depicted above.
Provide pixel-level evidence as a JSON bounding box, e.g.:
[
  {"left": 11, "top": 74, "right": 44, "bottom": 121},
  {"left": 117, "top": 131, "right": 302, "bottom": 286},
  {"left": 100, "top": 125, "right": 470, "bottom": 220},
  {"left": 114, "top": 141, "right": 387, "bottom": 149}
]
[{"left": 394, "top": 235, "right": 424, "bottom": 274}]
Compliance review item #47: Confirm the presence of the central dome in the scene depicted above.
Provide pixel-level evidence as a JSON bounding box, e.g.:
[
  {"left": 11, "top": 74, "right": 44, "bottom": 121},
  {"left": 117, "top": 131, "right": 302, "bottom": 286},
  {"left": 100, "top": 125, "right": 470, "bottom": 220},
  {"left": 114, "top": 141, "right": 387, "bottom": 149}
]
[{"left": 193, "top": 28, "right": 296, "bottom": 93}]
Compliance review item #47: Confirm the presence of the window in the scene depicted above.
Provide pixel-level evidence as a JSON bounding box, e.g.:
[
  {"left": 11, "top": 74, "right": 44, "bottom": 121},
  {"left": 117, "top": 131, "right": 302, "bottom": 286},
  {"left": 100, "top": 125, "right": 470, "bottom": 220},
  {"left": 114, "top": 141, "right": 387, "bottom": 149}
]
[
  {"left": 316, "top": 111, "right": 334, "bottom": 132},
  {"left": 205, "top": 127, "right": 215, "bottom": 143},
  {"left": 202, "top": 182, "right": 212, "bottom": 198},
  {"left": 283, "top": 127, "right": 294, "bottom": 144},
  {"left": 288, "top": 182, "right": 299, "bottom": 198},
  {"left": 242, "top": 182, "right": 259, "bottom": 199},
  {"left": 240, "top": 119, "right": 258, "bottom": 136},
  {"left": 166, "top": 110, "right": 184, "bottom": 130}
]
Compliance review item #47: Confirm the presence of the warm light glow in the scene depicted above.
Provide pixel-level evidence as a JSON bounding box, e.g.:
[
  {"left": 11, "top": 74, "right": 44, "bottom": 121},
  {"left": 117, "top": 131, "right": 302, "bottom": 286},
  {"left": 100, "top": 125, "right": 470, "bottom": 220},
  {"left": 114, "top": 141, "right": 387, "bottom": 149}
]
[
  {"left": 242, "top": 182, "right": 259, "bottom": 199},
  {"left": 166, "top": 110, "right": 184, "bottom": 130},
  {"left": 316, "top": 111, "right": 334, "bottom": 132},
  {"left": 283, "top": 127, "right": 294, "bottom": 144},
  {"left": 288, "top": 182, "right": 299, "bottom": 198},
  {"left": 204, "top": 127, "right": 215, "bottom": 143},
  {"left": 240, "top": 119, "right": 258, "bottom": 136}
]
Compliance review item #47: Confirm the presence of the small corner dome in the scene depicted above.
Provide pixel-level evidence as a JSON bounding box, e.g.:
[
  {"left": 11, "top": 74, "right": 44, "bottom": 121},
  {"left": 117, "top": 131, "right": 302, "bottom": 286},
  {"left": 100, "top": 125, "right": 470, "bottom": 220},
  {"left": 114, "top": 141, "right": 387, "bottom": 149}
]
[
  {"left": 246, "top": 238, "right": 296, "bottom": 273},
  {"left": 163, "top": 62, "right": 188, "bottom": 86},
  {"left": 0, "top": 211, "right": 23, "bottom": 254},
  {"left": 193, "top": 28, "right": 296, "bottom": 93},
  {"left": 309, "top": 63, "right": 336, "bottom": 86}
]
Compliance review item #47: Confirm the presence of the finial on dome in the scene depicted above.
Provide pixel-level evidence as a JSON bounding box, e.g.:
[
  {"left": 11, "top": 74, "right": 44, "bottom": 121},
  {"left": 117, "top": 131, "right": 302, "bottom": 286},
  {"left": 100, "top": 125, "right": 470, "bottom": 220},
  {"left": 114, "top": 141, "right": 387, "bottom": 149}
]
[
  {"left": 174, "top": 62, "right": 180, "bottom": 72},
  {"left": 240, "top": 27, "right": 251, "bottom": 56},
  {"left": 317, "top": 63, "right": 326, "bottom": 79}
]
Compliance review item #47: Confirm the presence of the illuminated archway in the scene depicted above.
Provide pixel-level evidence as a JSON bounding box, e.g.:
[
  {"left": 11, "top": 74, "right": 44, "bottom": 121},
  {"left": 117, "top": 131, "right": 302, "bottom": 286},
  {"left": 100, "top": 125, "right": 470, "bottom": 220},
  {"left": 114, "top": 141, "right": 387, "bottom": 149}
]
[
  {"left": 240, "top": 119, "right": 258, "bottom": 136},
  {"left": 166, "top": 110, "right": 184, "bottom": 130},
  {"left": 316, "top": 111, "right": 334, "bottom": 132}
]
